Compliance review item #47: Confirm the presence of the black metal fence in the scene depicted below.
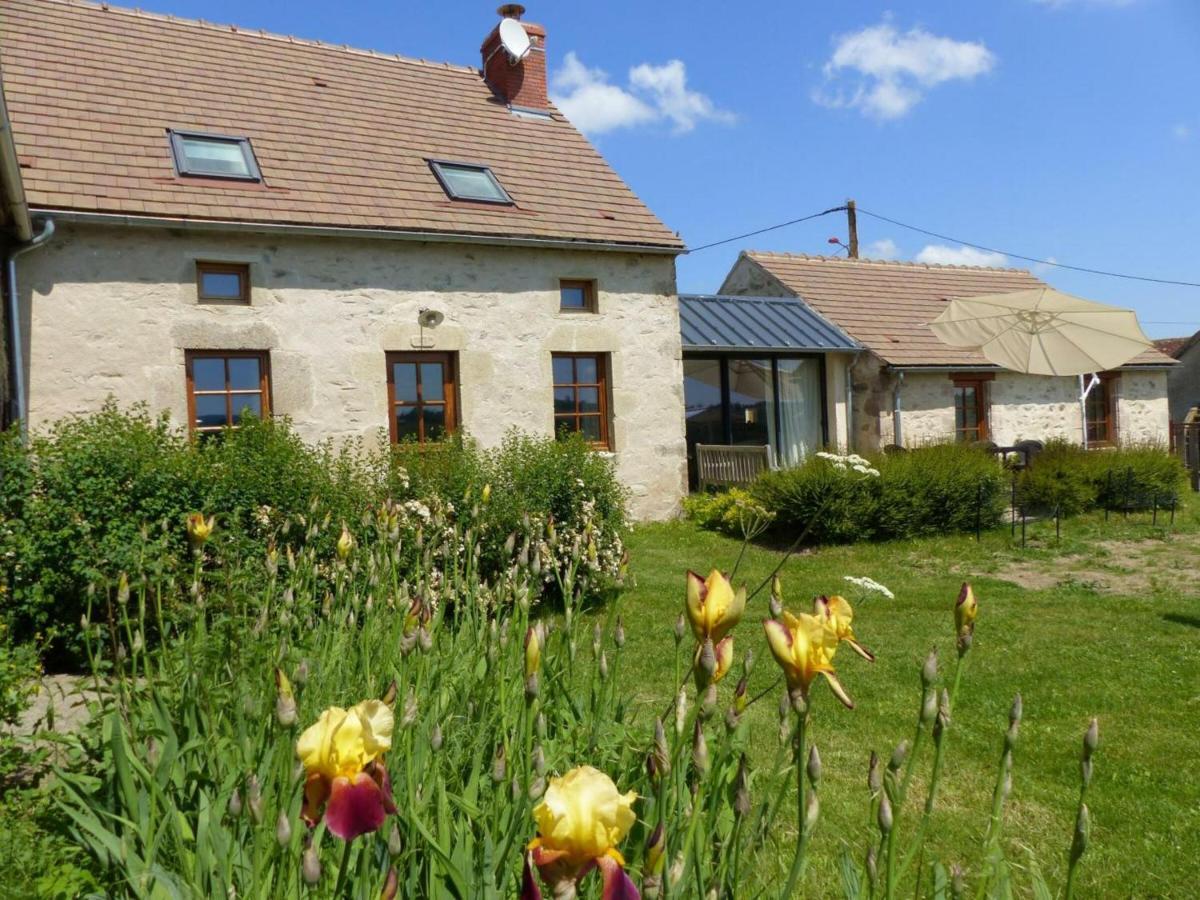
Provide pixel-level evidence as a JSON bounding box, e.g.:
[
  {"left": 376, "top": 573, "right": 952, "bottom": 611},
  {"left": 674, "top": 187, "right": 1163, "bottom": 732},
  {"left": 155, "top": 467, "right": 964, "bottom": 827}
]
[{"left": 1169, "top": 422, "right": 1200, "bottom": 491}]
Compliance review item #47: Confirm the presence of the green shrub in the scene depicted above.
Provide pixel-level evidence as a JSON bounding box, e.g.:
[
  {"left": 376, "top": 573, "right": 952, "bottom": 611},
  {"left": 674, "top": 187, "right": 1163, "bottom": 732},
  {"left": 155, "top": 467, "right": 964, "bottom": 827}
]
[
  {"left": 1015, "top": 439, "right": 1097, "bottom": 515},
  {"left": 1090, "top": 443, "right": 1187, "bottom": 511},
  {"left": 682, "top": 487, "right": 774, "bottom": 538},
  {"left": 1016, "top": 440, "right": 1187, "bottom": 514},
  {"left": 876, "top": 443, "right": 1007, "bottom": 538},
  {"left": 752, "top": 454, "right": 881, "bottom": 543},
  {"left": 746, "top": 444, "right": 1005, "bottom": 544}
]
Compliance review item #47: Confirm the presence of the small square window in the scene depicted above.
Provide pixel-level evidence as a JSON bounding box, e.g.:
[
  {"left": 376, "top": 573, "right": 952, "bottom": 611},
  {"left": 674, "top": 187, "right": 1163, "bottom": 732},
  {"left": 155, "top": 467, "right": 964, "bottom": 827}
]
[
  {"left": 559, "top": 280, "right": 597, "bottom": 312},
  {"left": 196, "top": 261, "right": 250, "bottom": 304},
  {"left": 169, "top": 130, "right": 262, "bottom": 181},
  {"left": 429, "top": 160, "right": 513, "bottom": 204}
]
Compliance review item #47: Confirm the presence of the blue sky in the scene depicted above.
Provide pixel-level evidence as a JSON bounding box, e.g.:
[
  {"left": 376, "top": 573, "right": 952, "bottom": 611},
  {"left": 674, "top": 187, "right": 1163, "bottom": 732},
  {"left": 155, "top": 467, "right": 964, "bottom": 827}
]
[{"left": 123, "top": 0, "right": 1198, "bottom": 337}]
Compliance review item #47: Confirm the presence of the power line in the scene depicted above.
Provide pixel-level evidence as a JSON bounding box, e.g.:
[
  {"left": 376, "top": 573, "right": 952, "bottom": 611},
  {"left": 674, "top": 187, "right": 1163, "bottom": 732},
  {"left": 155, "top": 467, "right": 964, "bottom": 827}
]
[
  {"left": 855, "top": 207, "right": 1200, "bottom": 289},
  {"left": 685, "top": 202, "right": 1200, "bottom": 290},
  {"left": 685, "top": 206, "right": 844, "bottom": 255}
]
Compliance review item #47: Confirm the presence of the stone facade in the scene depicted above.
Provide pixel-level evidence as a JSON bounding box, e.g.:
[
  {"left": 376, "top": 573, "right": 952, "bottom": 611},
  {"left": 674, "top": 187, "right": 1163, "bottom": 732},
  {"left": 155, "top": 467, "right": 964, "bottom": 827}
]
[
  {"left": 861, "top": 360, "right": 1171, "bottom": 448},
  {"left": 17, "top": 223, "right": 688, "bottom": 519}
]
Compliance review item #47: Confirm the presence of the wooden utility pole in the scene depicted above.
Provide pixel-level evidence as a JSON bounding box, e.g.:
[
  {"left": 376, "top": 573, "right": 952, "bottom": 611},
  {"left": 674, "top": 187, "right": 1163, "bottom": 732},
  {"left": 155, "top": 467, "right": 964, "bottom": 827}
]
[{"left": 846, "top": 199, "right": 859, "bottom": 258}]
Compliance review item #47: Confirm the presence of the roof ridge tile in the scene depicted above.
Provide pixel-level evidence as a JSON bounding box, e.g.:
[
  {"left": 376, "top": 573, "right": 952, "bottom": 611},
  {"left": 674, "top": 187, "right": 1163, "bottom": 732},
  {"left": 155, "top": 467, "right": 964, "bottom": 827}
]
[
  {"left": 32, "top": 0, "right": 484, "bottom": 75},
  {"left": 745, "top": 249, "right": 1032, "bottom": 276}
]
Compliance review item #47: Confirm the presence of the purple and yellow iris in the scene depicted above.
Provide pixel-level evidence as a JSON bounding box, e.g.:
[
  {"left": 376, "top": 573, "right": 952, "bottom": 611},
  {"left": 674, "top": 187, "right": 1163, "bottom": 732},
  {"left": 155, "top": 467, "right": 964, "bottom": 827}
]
[{"left": 295, "top": 699, "right": 396, "bottom": 841}]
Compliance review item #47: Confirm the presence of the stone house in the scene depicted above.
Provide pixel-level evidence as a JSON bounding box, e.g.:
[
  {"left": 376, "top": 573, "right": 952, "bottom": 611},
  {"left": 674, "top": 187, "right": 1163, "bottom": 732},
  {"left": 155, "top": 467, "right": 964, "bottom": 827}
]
[
  {"left": 720, "top": 252, "right": 1174, "bottom": 450},
  {"left": 1155, "top": 333, "right": 1200, "bottom": 425},
  {"left": 0, "top": 0, "right": 688, "bottom": 519}
]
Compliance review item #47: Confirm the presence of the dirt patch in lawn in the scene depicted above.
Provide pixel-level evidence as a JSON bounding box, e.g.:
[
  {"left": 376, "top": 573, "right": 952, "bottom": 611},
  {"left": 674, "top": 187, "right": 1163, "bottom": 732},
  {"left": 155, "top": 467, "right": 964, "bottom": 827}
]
[{"left": 992, "top": 532, "right": 1200, "bottom": 597}]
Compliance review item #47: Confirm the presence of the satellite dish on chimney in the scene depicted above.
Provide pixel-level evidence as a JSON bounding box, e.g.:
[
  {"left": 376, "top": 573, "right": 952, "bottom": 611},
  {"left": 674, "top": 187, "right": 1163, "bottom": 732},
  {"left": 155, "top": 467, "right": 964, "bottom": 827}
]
[
  {"left": 498, "top": 17, "right": 531, "bottom": 63},
  {"left": 417, "top": 308, "right": 444, "bottom": 329}
]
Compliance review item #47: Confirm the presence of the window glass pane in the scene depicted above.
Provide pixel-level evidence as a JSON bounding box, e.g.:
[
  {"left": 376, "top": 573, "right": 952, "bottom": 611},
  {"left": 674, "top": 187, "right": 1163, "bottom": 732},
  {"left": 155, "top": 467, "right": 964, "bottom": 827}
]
[
  {"left": 195, "top": 395, "right": 228, "bottom": 429},
  {"left": 575, "top": 356, "right": 598, "bottom": 385},
  {"left": 181, "top": 137, "right": 252, "bottom": 177},
  {"left": 228, "top": 358, "right": 261, "bottom": 391},
  {"left": 552, "top": 356, "right": 574, "bottom": 386},
  {"left": 422, "top": 406, "right": 446, "bottom": 440},
  {"left": 200, "top": 270, "right": 244, "bottom": 299},
  {"left": 231, "top": 394, "right": 262, "bottom": 422},
  {"left": 579, "top": 416, "right": 602, "bottom": 442},
  {"left": 728, "top": 358, "right": 772, "bottom": 447},
  {"left": 393, "top": 364, "right": 418, "bottom": 403},
  {"left": 560, "top": 285, "right": 588, "bottom": 309},
  {"left": 193, "top": 358, "right": 226, "bottom": 392},
  {"left": 395, "top": 407, "right": 420, "bottom": 442},
  {"left": 577, "top": 387, "right": 600, "bottom": 413},
  {"left": 437, "top": 165, "right": 507, "bottom": 202},
  {"left": 554, "top": 386, "right": 576, "bottom": 415},
  {"left": 684, "top": 358, "right": 725, "bottom": 449},
  {"left": 420, "top": 363, "right": 445, "bottom": 401}
]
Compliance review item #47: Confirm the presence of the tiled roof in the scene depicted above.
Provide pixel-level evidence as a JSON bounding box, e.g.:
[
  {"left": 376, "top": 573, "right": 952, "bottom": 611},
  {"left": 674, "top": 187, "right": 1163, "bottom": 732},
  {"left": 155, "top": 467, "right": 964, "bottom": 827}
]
[
  {"left": 740, "top": 252, "right": 1173, "bottom": 367},
  {"left": 1154, "top": 334, "right": 1197, "bottom": 359},
  {"left": 0, "top": 0, "right": 682, "bottom": 250},
  {"left": 679, "top": 294, "right": 859, "bottom": 353}
]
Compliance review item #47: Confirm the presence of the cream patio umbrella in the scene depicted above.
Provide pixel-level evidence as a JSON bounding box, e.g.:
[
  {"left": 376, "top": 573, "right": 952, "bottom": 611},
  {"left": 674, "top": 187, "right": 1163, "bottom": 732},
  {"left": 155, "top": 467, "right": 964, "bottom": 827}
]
[{"left": 929, "top": 288, "right": 1153, "bottom": 448}]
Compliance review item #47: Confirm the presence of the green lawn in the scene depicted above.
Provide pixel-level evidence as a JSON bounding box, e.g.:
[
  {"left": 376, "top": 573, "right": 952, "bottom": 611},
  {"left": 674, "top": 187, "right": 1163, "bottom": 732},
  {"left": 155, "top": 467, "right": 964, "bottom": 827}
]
[{"left": 602, "top": 506, "right": 1200, "bottom": 897}]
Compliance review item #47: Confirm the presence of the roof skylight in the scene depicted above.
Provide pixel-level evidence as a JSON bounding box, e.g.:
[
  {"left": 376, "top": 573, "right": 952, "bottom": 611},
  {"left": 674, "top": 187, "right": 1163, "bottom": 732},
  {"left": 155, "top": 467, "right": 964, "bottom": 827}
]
[
  {"left": 169, "top": 130, "right": 262, "bottom": 181},
  {"left": 429, "top": 160, "right": 512, "bottom": 204}
]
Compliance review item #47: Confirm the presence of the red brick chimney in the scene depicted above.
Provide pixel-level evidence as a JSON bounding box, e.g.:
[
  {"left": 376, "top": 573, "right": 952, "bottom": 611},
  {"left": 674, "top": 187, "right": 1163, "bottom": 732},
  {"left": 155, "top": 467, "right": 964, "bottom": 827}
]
[{"left": 481, "top": 4, "right": 548, "bottom": 112}]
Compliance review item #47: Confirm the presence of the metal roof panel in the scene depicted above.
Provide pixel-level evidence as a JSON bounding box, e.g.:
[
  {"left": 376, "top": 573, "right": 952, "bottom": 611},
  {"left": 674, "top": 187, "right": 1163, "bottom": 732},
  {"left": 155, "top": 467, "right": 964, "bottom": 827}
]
[{"left": 679, "top": 294, "right": 860, "bottom": 353}]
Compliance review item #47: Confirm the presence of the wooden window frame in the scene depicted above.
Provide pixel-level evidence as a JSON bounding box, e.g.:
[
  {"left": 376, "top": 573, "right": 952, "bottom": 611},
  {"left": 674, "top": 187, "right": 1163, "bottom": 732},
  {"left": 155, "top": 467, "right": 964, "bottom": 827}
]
[
  {"left": 552, "top": 352, "right": 611, "bottom": 450},
  {"left": 952, "top": 373, "right": 992, "bottom": 443},
  {"left": 385, "top": 351, "right": 459, "bottom": 445},
  {"left": 1085, "top": 373, "right": 1119, "bottom": 446},
  {"left": 185, "top": 350, "right": 271, "bottom": 436},
  {"left": 196, "top": 261, "right": 251, "bottom": 304},
  {"left": 559, "top": 279, "right": 598, "bottom": 313}
]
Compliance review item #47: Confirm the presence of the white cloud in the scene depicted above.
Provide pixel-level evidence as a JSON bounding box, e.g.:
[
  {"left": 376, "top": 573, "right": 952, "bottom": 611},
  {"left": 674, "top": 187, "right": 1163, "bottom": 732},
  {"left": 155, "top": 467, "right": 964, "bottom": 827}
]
[
  {"left": 863, "top": 238, "right": 901, "bottom": 260},
  {"left": 915, "top": 244, "right": 1009, "bottom": 267},
  {"left": 551, "top": 52, "right": 733, "bottom": 135},
  {"left": 1173, "top": 123, "right": 1192, "bottom": 142},
  {"left": 629, "top": 60, "right": 737, "bottom": 133},
  {"left": 814, "top": 21, "right": 995, "bottom": 120}
]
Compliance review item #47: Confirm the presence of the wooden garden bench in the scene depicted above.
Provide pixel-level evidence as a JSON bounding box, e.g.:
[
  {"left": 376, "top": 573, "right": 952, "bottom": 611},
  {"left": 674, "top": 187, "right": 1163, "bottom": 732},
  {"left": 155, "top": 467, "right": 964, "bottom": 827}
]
[{"left": 694, "top": 444, "right": 773, "bottom": 492}]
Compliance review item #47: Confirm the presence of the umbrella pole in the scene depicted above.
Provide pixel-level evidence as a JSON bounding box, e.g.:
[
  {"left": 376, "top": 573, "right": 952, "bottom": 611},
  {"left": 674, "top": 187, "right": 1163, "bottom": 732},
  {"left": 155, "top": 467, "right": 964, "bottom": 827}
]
[{"left": 1079, "top": 373, "right": 1101, "bottom": 450}]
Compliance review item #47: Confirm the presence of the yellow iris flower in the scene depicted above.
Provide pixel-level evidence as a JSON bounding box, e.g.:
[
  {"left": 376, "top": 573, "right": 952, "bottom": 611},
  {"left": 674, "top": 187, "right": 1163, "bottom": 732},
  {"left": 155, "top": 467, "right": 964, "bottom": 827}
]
[
  {"left": 763, "top": 611, "right": 854, "bottom": 708},
  {"left": 185, "top": 513, "right": 214, "bottom": 546},
  {"left": 814, "top": 595, "right": 874, "bottom": 661},
  {"left": 955, "top": 583, "right": 978, "bottom": 638},
  {"left": 685, "top": 569, "right": 746, "bottom": 644},
  {"left": 524, "top": 766, "right": 640, "bottom": 898}
]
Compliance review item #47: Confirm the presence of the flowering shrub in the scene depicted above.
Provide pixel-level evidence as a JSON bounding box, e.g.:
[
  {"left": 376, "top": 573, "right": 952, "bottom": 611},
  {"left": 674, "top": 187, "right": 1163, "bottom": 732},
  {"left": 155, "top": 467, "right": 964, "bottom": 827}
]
[
  {"left": 1, "top": 408, "right": 626, "bottom": 657},
  {"left": 682, "top": 487, "right": 775, "bottom": 539}
]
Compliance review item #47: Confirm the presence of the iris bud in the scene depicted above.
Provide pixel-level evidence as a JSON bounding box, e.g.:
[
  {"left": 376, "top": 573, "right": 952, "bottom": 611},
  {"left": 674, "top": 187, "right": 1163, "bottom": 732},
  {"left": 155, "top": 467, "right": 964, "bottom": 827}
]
[
  {"left": 878, "top": 790, "right": 893, "bottom": 834},
  {"left": 922, "top": 647, "right": 938, "bottom": 687},
  {"left": 692, "top": 720, "right": 709, "bottom": 775},
  {"left": 1083, "top": 718, "right": 1099, "bottom": 758},
  {"left": 276, "top": 811, "right": 292, "bottom": 847},
  {"left": 889, "top": 740, "right": 909, "bottom": 773},
  {"left": 674, "top": 614, "right": 686, "bottom": 644},
  {"left": 430, "top": 723, "right": 443, "bottom": 752},
  {"left": 228, "top": 787, "right": 243, "bottom": 818},
  {"left": 868, "top": 751, "right": 882, "bottom": 794},
  {"left": 807, "top": 745, "right": 822, "bottom": 786},
  {"left": 301, "top": 839, "right": 321, "bottom": 884},
  {"left": 388, "top": 822, "right": 403, "bottom": 856},
  {"left": 653, "top": 718, "right": 671, "bottom": 776}
]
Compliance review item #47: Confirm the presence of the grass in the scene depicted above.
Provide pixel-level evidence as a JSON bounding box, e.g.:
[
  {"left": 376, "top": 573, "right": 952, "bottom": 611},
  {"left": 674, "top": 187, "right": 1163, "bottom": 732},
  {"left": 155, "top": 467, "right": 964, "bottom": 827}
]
[{"left": 602, "top": 502, "right": 1200, "bottom": 897}]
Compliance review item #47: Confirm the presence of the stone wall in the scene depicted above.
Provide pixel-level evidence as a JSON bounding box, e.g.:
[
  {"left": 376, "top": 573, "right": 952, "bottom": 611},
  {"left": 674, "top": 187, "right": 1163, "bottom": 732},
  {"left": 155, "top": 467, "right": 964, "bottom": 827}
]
[
  {"left": 16, "top": 223, "right": 688, "bottom": 519},
  {"left": 892, "top": 369, "right": 1171, "bottom": 447}
]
